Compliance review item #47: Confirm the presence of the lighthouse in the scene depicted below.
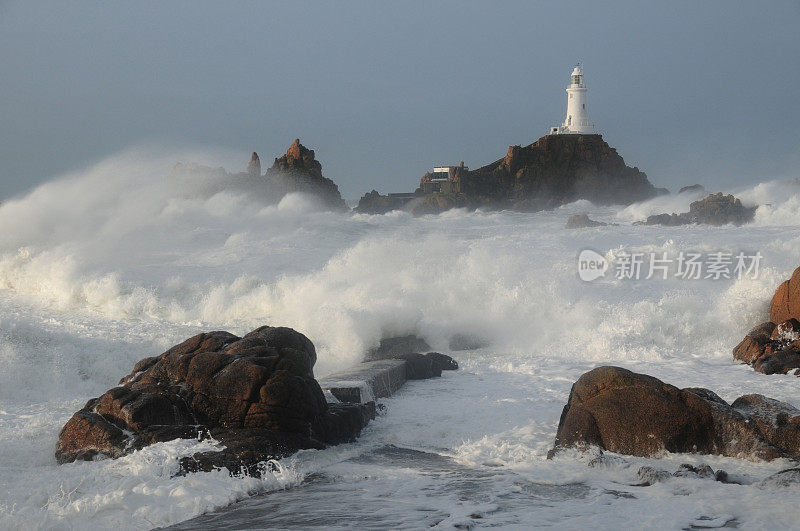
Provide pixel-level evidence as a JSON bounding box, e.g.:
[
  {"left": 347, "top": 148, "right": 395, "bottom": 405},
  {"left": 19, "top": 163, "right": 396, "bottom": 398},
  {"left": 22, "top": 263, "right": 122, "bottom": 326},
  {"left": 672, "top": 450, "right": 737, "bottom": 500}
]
[{"left": 550, "top": 64, "right": 595, "bottom": 135}]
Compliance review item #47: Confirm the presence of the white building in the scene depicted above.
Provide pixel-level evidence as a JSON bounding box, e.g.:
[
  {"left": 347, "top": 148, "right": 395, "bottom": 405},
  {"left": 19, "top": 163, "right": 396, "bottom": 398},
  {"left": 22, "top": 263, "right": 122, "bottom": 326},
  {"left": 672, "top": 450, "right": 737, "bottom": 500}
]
[{"left": 549, "top": 64, "right": 595, "bottom": 135}]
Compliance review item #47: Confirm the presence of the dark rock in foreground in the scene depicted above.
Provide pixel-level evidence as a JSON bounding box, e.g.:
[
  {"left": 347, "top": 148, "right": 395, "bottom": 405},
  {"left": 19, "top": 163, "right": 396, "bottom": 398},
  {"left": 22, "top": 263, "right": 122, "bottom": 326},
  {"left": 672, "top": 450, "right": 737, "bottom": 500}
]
[
  {"left": 56, "top": 326, "right": 455, "bottom": 474},
  {"left": 565, "top": 214, "right": 608, "bottom": 229},
  {"left": 646, "top": 192, "right": 756, "bottom": 226},
  {"left": 549, "top": 366, "right": 800, "bottom": 461}
]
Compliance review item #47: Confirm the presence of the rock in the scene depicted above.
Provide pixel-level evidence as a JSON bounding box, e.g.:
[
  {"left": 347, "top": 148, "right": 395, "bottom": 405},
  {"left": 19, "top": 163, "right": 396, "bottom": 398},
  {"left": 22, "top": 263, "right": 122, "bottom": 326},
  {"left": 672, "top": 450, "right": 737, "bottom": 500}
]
[
  {"left": 366, "top": 335, "right": 431, "bottom": 360},
  {"left": 565, "top": 214, "right": 607, "bottom": 229},
  {"left": 770, "top": 266, "right": 800, "bottom": 323},
  {"left": 731, "top": 394, "right": 800, "bottom": 457},
  {"left": 549, "top": 366, "right": 791, "bottom": 461},
  {"left": 733, "top": 318, "right": 800, "bottom": 374},
  {"left": 409, "top": 192, "right": 471, "bottom": 216},
  {"left": 678, "top": 184, "right": 705, "bottom": 194},
  {"left": 265, "top": 139, "right": 347, "bottom": 211},
  {"left": 455, "top": 135, "right": 665, "bottom": 211},
  {"left": 635, "top": 463, "right": 730, "bottom": 486},
  {"left": 771, "top": 318, "right": 800, "bottom": 341},
  {"left": 448, "top": 333, "right": 490, "bottom": 351},
  {"left": 759, "top": 468, "right": 800, "bottom": 488},
  {"left": 354, "top": 190, "right": 401, "bottom": 215},
  {"left": 56, "top": 326, "right": 373, "bottom": 472},
  {"left": 425, "top": 352, "right": 459, "bottom": 371},
  {"left": 636, "top": 466, "right": 672, "bottom": 486},
  {"left": 733, "top": 322, "right": 777, "bottom": 364},
  {"left": 646, "top": 192, "right": 756, "bottom": 226},
  {"left": 386, "top": 352, "right": 458, "bottom": 379},
  {"left": 645, "top": 212, "right": 689, "bottom": 226},
  {"left": 247, "top": 152, "right": 261, "bottom": 177}
]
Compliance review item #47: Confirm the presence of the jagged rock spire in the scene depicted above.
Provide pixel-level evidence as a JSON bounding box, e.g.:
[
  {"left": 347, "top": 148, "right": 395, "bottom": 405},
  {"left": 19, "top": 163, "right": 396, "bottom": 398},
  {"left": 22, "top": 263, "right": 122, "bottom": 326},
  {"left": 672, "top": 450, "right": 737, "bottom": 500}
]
[{"left": 247, "top": 152, "right": 261, "bottom": 177}]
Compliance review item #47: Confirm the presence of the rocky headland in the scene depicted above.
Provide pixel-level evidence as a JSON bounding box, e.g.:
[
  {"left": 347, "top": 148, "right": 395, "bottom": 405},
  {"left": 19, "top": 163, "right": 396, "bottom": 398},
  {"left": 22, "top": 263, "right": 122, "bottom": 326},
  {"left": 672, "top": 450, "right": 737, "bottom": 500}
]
[{"left": 356, "top": 134, "right": 666, "bottom": 216}]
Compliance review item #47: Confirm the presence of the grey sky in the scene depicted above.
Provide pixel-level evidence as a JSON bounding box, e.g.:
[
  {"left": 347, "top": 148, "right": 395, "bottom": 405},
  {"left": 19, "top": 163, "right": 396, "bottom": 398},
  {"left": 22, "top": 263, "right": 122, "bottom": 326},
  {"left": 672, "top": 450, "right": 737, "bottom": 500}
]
[{"left": 1, "top": 1, "right": 798, "bottom": 201}]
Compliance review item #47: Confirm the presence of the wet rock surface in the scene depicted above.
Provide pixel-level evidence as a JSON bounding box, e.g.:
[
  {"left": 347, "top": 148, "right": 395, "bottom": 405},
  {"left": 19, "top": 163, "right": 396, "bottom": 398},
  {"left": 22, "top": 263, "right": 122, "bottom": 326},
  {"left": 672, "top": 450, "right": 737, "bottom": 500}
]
[
  {"left": 549, "top": 366, "right": 800, "bottom": 460},
  {"left": 733, "top": 266, "right": 800, "bottom": 374},
  {"left": 56, "top": 326, "right": 454, "bottom": 474}
]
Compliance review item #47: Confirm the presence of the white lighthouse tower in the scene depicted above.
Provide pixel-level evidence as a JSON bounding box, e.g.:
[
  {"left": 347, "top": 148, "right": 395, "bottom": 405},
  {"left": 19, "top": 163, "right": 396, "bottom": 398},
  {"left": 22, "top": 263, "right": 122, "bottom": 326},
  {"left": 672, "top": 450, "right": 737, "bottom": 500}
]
[{"left": 550, "top": 64, "right": 595, "bottom": 135}]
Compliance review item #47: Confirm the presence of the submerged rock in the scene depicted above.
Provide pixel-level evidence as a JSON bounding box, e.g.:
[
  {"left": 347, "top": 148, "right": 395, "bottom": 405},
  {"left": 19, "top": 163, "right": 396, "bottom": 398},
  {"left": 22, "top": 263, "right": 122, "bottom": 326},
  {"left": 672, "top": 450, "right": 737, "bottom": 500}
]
[
  {"left": 366, "top": 335, "right": 432, "bottom": 360},
  {"left": 565, "top": 214, "right": 608, "bottom": 229},
  {"left": 549, "top": 366, "right": 800, "bottom": 461},
  {"left": 56, "top": 326, "right": 375, "bottom": 473},
  {"left": 448, "top": 333, "right": 490, "bottom": 351}
]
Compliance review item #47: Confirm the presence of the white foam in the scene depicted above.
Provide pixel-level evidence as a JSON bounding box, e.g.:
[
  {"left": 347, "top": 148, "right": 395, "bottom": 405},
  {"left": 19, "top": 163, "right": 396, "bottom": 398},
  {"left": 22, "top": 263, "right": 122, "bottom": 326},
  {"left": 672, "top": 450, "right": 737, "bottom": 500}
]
[{"left": 3, "top": 149, "right": 800, "bottom": 528}]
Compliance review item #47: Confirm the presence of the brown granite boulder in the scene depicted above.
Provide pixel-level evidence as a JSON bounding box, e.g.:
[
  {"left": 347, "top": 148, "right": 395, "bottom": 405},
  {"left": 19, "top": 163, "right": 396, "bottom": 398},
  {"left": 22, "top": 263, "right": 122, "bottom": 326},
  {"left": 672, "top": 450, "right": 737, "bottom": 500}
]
[
  {"left": 550, "top": 366, "right": 798, "bottom": 461},
  {"left": 56, "top": 326, "right": 373, "bottom": 473},
  {"left": 770, "top": 266, "right": 800, "bottom": 323},
  {"left": 733, "top": 318, "right": 800, "bottom": 374}
]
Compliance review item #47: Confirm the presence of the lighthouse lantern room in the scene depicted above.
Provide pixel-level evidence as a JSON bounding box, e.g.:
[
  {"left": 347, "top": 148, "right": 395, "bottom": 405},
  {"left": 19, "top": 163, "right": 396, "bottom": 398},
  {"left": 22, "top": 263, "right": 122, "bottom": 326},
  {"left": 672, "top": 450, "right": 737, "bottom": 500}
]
[{"left": 550, "top": 64, "right": 595, "bottom": 135}]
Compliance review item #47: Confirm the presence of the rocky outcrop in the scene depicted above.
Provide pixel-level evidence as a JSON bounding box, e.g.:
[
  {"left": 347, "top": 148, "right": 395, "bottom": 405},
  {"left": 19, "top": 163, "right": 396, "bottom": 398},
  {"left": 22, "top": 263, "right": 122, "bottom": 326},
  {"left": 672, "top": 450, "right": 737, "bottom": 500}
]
[
  {"left": 565, "top": 214, "right": 608, "bottom": 229},
  {"left": 354, "top": 190, "right": 417, "bottom": 215},
  {"left": 549, "top": 366, "right": 800, "bottom": 460},
  {"left": 265, "top": 139, "right": 347, "bottom": 210},
  {"left": 646, "top": 192, "right": 756, "bottom": 226},
  {"left": 409, "top": 192, "right": 471, "bottom": 216},
  {"left": 246, "top": 152, "right": 261, "bottom": 177},
  {"left": 733, "top": 266, "right": 800, "bottom": 374},
  {"left": 363, "top": 335, "right": 457, "bottom": 378},
  {"left": 449, "top": 135, "right": 665, "bottom": 212},
  {"left": 56, "top": 327, "right": 419, "bottom": 474}
]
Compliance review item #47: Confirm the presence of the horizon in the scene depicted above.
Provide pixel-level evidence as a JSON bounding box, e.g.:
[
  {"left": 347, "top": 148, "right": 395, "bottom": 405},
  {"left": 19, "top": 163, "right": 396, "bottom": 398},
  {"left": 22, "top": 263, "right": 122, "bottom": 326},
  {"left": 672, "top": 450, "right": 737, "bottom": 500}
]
[{"left": 1, "top": 1, "right": 799, "bottom": 201}]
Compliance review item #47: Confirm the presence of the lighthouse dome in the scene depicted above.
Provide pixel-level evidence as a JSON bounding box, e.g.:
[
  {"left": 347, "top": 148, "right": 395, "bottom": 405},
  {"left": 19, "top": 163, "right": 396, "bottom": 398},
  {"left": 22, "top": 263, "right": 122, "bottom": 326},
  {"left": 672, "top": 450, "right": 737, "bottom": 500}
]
[{"left": 571, "top": 65, "right": 583, "bottom": 76}]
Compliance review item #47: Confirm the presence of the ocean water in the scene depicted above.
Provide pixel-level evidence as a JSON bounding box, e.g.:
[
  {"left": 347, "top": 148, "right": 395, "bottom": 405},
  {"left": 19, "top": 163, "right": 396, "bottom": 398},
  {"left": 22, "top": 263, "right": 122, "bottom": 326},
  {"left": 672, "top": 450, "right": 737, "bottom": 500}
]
[{"left": 2, "top": 149, "right": 800, "bottom": 529}]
